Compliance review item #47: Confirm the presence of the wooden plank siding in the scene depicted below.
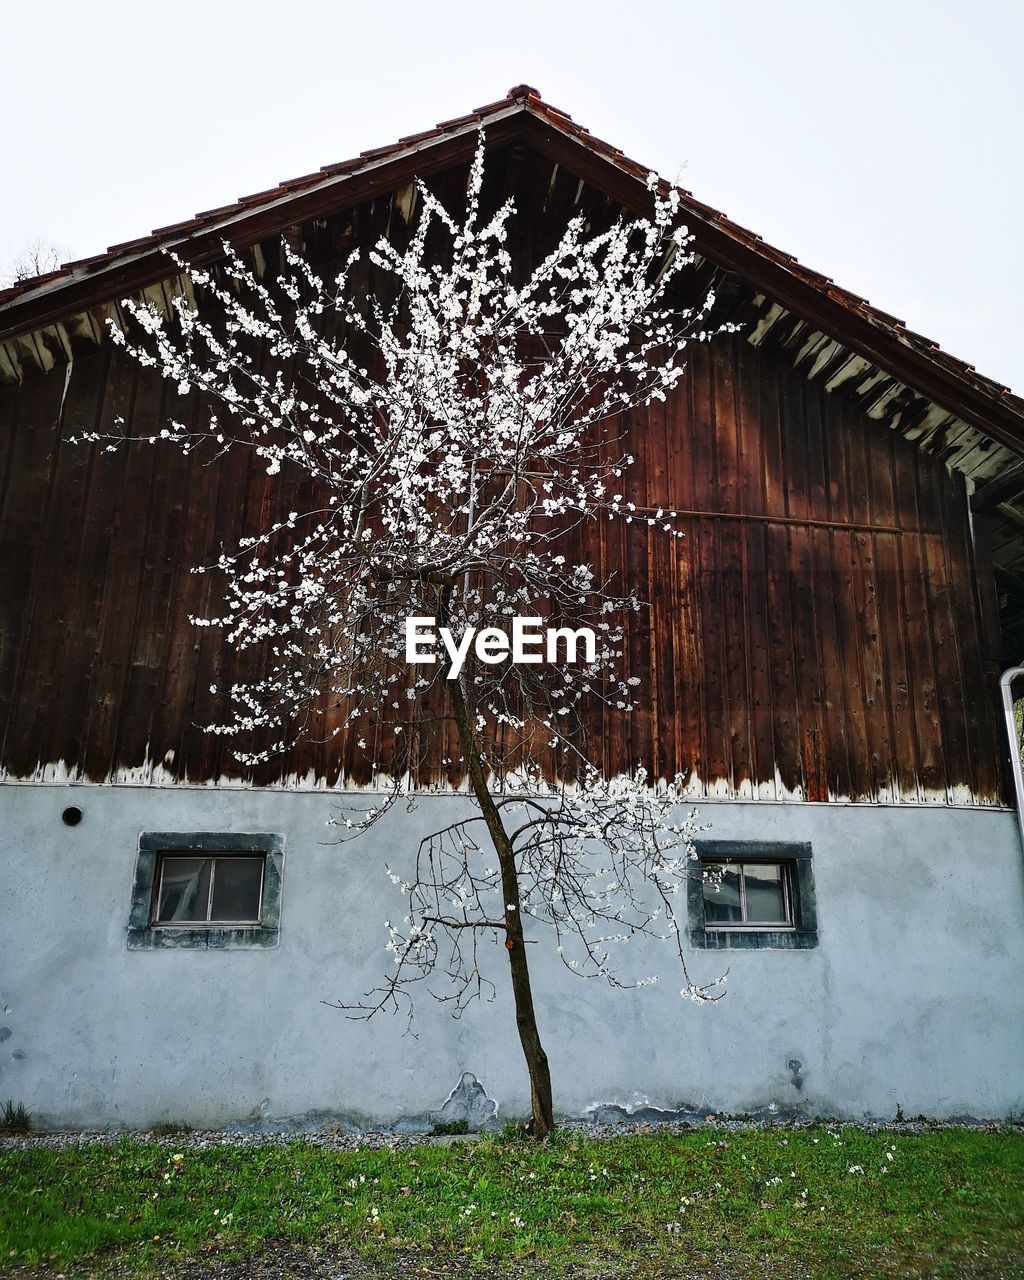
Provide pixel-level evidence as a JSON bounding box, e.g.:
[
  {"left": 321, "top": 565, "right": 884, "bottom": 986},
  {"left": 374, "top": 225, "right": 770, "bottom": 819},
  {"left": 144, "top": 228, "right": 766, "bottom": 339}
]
[
  {"left": 0, "top": 145, "right": 1010, "bottom": 801},
  {"left": 0, "top": 326, "right": 1008, "bottom": 803}
]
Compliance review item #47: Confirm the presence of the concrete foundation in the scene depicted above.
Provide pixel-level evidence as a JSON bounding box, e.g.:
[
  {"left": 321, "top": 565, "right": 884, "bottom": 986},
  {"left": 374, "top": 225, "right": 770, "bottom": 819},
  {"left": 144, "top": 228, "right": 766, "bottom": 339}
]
[{"left": 1, "top": 783, "right": 1022, "bottom": 1129}]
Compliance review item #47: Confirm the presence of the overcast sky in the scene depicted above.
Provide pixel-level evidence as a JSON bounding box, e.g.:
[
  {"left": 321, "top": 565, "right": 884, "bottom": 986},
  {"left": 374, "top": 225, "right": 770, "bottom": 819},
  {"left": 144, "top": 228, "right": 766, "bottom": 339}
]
[{"left": 3, "top": 0, "right": 1022, "bottom": 390}]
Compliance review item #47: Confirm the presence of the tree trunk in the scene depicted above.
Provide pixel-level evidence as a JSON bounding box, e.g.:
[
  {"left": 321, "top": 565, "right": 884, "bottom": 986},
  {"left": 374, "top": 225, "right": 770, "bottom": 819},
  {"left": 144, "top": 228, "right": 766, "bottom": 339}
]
[{"left": 446, "top": 673, "right": 555, "bottom": 1138}]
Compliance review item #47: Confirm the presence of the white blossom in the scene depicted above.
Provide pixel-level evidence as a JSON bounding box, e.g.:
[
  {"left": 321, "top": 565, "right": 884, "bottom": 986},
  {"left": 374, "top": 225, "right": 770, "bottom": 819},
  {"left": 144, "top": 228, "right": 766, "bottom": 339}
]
[{"left": 104, "top": 131, "right": 730, "bottom": 1031}]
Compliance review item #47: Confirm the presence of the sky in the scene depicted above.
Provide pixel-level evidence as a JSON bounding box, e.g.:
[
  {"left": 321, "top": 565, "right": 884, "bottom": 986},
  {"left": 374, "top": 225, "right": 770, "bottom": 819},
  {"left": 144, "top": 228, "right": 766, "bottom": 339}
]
[{"left": 3, "top": 0, "right": 1022, "bottom": 391}]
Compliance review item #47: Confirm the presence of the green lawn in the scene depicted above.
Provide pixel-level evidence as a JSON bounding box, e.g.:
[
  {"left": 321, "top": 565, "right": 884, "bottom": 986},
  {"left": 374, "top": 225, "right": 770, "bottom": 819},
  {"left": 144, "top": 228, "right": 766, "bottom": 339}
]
[{"left": 2, "top": 1127, "right": 1022, "bottom": 1278}]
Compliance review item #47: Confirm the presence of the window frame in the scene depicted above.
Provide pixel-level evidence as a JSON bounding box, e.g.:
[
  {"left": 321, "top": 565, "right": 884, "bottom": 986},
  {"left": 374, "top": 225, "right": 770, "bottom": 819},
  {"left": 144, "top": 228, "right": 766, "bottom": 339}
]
[
  {"left": 686, "top": 840, "right": 818, "bottom": 950},
  {"left": 151, "top": 852, "right": 267, "bottom": 929},
  {"left": 700, "top": 859, "right": 795, "bottom": 932},
  {"left": 127, "top": 832, "right": 284, "bottom": 950}
]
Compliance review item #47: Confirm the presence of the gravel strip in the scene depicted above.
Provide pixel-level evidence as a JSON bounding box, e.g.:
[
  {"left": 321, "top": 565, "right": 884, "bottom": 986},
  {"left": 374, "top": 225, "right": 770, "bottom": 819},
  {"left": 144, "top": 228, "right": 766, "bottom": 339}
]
[
  {"left": 2, "top": 1115, "right": 1020, "bottom": 1153},
  {"left": 3, "top": 1239, "right": 807, "bottom": 1280}
]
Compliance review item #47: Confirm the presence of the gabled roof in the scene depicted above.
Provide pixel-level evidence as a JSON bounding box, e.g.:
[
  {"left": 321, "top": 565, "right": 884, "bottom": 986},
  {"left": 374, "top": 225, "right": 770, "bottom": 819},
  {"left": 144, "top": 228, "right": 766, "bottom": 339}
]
[{"left": 2, "top": 84, "right": 1022, "bottom": 461}]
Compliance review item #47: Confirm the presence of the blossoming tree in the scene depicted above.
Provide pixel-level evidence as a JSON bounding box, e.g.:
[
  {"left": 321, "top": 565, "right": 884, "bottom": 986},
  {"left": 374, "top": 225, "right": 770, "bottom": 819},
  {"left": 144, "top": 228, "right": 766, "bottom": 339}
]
[{"left": 94, "top": 136, "right": 728, "bottom": 1137}]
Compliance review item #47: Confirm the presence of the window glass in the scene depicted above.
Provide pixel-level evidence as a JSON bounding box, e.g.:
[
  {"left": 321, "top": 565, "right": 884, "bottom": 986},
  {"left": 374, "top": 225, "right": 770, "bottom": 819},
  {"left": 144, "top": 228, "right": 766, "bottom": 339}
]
[
  {"left": 156, "top": 857, "right": 213, "bottom": 922},
  {"left": 701, "top": 859, "right": 793, "bottom": 928},
  {"left": 210, "top": 856, "right": 263, "bottom": 921},
  {"left": 743, "top": 862, "right": 788, "bottom": 923},
  {"left": 703, "top": 863, "right": 742, "bottom": 923},
  {"left": 154, "top": 854, "right": 264, "bottom": 925}
]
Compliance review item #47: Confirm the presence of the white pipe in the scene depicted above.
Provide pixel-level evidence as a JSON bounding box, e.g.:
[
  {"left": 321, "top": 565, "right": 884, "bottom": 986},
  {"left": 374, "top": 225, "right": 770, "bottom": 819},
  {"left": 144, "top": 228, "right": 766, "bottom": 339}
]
[{"left": 999, "top": 666, "right": 1024, "bottom": 856}]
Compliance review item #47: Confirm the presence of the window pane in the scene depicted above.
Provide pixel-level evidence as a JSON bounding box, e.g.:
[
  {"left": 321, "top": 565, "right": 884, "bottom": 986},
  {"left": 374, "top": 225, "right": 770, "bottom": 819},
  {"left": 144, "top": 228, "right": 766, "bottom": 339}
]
[
  {"left": 703, "top": 863, "right": 742, "bottom": 924},
  {"left": 156, "top": 857, "right": 212, "bottom": 922},
  {"left": 743, "top": 862, "right": 789, "bottom": 923},
  {"left": 210, "top": 857, "right": 264, "bottom": 922}
]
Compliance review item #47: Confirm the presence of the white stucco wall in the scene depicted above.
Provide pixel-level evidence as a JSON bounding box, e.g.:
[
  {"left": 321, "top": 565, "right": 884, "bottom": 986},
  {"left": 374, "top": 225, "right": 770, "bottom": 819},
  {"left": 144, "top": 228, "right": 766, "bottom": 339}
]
[{"left": 1, "top": 782, "right": 1022, "bottom": 1129}]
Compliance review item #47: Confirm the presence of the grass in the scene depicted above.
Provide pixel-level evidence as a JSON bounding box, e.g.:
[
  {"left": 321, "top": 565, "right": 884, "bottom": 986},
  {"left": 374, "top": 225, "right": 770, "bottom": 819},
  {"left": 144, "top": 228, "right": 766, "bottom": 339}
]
[
  {"left": 0, "top": 1100, "right": 32, "bottom": 1134},
  {"left": 432, "top": 1117, "right": 471, "bottom": 1136},
  {"left": 1, "top": 1127, "right": 1022, "bottom": 1278}
]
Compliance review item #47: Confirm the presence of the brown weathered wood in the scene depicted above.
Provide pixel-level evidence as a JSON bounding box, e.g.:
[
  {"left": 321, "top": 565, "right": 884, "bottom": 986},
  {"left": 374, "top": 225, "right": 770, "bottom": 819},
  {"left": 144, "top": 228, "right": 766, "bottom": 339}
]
[
  {"left": 0, "top": 205, "right": 1009, "bottom": 803},
  {"left": 40, "top": 354, "right": 114, "bottom": 777},
  {"left": 115, "top": 366, "right": 182, "bottom": 773},
  {"left": 917, "top": 452, "right": 968, "bottom": 802},
  {"left": 667, "top": 374, "right": 703, "bottom": 791},
  {"left": 691, "top": 347, "right": 729, "bottom": 795},
  {"left": 892, "top": 438, "right": 947, "bottom": 797},
  {"left": 80, "top": 355, "right": 150, "bottom": 780},
  {"left": 734, "top": 344, "right": 776, "bottom": 797},
  {"left": 869, "top": 429, "right": 920, "bottom": 801},
  {"left": 844, "top": 400, "right": 892, "bottom": 800},
  {"left": 627, "top": 405, "right": 654, "bottom": 774},
  {"left": 941, "top": 469, "right": 1001, "bottom": 803},
  {"left": 758, "top": 359, "right": 804, "bottom": 797},
  {"left": 714, "top": 346, "right": 753, "bottom": 796},
  {"left": 802, "top": 369, "right": 851, "bottom": 801},
  {"left": 782, "top": 362, "right": 830, "bottom": 800},
  {"left": 0, "top": 373, "right": 65, "bottom": 772}
]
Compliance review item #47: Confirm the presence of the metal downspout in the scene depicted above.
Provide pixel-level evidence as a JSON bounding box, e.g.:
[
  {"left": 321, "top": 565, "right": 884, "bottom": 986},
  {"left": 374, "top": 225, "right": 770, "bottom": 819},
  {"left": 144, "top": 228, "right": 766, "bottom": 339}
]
[{"left": 999, "top": 666, "right": 1024, "bottom": 855}]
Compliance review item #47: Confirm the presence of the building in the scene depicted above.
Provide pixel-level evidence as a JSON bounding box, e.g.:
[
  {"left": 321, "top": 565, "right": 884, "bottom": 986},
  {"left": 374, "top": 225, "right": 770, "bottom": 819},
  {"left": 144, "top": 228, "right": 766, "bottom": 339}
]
[{"left": 1, "top": 87, "right": 1022, "bottom": 1129}]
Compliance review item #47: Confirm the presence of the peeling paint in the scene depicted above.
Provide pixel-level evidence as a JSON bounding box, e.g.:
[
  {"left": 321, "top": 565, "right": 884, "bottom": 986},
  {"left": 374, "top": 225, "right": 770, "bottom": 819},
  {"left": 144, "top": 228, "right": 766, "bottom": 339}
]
[
  {"left": 437, "top": 1072, "right": 499, "bottom": 1130},
  {"left": 807, "top": 339, "right": 842, "bottom": 381},
  {"left": 0, "top": 771, "right": 1007, "bottom": 808},
  {"left": 748, "top": 301, "right": 785, "bottom": 347},
  {"left": 824, "top": 354, "right": 872, "bottom": 394}
]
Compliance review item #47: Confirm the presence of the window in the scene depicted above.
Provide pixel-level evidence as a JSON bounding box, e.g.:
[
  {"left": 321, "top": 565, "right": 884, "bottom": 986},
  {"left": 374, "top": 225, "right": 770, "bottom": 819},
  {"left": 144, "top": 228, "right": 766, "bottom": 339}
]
[
  {"left": 687, "top": 841, "right": 818, "bottom": 950},
  {"left": 702, "top": 860, "right": 793, "bottom": 930},
  {"left": 127, "top": 833, "right": 284, "bottom": 949},
  {"left": 153, "top": 854, "right": 265, "bottom": 926}
]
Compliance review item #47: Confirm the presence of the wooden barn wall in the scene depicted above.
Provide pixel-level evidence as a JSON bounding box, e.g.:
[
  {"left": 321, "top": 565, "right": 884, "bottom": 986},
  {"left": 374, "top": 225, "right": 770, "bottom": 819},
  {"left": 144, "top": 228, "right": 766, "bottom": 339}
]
[
  {"left": 0, "top": 330, "right": 1008, "bottom": 804},
  {"left": 600, "top": 338, "right": 1006, "bottom": 805}
]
